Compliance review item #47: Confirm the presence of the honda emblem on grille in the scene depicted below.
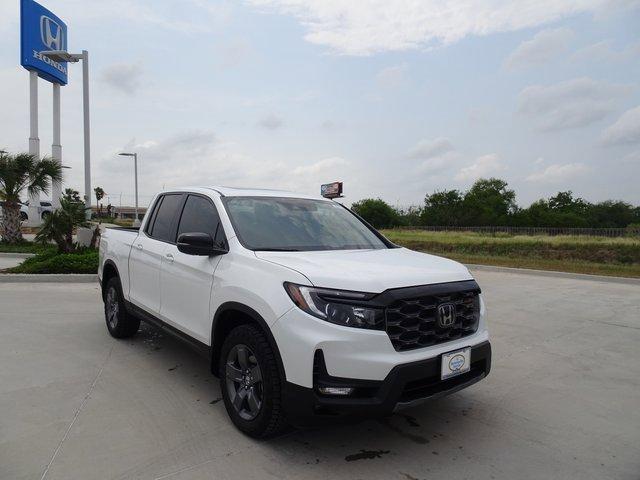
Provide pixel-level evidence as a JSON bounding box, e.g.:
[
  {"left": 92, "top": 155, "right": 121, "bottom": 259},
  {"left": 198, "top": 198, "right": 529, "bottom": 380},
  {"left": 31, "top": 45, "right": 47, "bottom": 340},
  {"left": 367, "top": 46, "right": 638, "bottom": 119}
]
[{"left": 437, "top": 303, "right": 456, "bottom": 328}]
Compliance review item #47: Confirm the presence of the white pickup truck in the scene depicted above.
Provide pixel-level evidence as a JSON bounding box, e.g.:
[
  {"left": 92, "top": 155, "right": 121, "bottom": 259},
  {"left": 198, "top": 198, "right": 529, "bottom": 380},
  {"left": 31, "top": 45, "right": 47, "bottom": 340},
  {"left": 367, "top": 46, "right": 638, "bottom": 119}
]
[{"left": 98, "top": 186, "right": 491, "bottom": 437}]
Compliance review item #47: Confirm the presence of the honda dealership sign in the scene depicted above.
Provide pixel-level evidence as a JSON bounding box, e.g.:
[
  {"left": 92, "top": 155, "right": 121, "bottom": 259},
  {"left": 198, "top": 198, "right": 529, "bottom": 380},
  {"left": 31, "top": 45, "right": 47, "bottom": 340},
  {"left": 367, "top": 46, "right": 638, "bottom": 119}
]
[{"left": 20, "top": 0, "right": 68, "bottom": 85}]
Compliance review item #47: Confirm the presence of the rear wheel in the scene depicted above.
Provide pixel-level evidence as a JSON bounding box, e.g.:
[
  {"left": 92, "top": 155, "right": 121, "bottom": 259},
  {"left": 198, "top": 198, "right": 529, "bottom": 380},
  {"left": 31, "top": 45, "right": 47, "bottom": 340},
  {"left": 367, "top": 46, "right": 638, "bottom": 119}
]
[
  {"left": 220, "top": 325, "right": 287, "bottom": 438},
  {"left": 104, "top": 277, "right": 140, "bottom": 338}
]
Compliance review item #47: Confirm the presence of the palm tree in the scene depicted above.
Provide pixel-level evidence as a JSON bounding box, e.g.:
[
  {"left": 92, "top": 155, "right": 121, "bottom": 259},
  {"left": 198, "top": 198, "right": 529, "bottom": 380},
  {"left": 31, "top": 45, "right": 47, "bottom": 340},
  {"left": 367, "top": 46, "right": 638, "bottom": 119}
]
[
  {"left": 0, "top": 152, "right": 63, "bottom": 243},
  {"left": 35, "top": 192, "right": 89, "bottom": 253},
  {"left": 94, "top": 186, "right": 105, "bottom": 217},
  {"left": 64, "top": 188, "right": 82, "bottom": 203}
]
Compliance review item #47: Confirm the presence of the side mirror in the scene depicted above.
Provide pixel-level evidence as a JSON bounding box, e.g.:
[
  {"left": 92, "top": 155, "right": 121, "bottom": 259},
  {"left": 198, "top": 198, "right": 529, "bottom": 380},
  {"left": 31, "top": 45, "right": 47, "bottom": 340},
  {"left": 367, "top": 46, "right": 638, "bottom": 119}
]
[{"left": 177, "top": 232, "right": 228, "bottom": 256}]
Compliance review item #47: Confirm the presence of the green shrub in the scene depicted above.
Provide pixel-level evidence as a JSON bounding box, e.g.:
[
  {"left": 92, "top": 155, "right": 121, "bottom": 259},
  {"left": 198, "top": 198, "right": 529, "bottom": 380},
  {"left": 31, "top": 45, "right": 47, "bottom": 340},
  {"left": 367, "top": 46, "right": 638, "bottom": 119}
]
[
  {"left": 8, "top": 249, "right": 98, "bottom": 274},
  {"left": 0, "top": 240, "right": 55, "bottom": 254}
]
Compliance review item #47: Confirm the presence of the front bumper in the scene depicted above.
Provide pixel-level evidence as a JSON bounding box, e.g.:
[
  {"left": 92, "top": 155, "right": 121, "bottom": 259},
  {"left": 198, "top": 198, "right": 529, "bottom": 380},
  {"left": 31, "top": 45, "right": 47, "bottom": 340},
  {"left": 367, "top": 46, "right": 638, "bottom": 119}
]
[
  {"left": 282, "top": 340, "right": 491, "bottom": 426},
  {"left": 271, "top": 294, "right": 489, "bottom": 388}
]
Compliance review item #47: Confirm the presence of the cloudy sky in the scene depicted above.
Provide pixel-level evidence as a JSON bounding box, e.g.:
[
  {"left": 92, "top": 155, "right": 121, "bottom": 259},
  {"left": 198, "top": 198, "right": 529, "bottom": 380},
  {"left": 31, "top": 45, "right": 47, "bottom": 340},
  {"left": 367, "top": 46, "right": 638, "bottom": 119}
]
[{"left": 1, "top": 0, "right": 639, "bottom": 208}]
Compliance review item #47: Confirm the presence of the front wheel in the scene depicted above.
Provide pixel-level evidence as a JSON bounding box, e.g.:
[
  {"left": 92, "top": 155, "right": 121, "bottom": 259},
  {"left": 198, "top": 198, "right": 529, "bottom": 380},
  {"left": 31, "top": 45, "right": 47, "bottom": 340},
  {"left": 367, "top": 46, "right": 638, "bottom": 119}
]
[
  {"left": 104, "top": 277, "right": 140, "bottom": 338},
  {"left": 220, "top": 325, "right": 287, "bottom": 438}
]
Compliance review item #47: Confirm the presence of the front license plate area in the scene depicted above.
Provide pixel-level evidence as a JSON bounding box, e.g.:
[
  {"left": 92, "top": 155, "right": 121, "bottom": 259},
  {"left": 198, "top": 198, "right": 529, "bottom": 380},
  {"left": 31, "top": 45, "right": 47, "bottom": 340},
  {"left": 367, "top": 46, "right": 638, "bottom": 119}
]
[{"left": 441, "top": 347, "right": 471, "bottom": 380}]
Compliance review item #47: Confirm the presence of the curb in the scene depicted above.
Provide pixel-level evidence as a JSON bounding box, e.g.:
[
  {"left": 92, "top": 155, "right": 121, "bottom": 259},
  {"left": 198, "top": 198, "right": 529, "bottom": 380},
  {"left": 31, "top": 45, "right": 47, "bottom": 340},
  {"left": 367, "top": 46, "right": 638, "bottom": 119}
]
[
  {"left": 0, "top": 252, "right": 36, "bottom": 259},
  {"left": 0, "top": 273, "right": 97, "bottom": 283},
  {"left": 467, "top": 264, "right": 640, "bottom": 286}
]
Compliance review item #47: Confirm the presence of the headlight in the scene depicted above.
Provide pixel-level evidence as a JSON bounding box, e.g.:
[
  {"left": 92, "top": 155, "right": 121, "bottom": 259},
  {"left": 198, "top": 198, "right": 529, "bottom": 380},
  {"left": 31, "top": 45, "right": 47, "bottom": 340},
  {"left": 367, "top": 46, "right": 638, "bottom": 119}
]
[{"left": 284, "top": 282, "right": 384, "bottom": 329}]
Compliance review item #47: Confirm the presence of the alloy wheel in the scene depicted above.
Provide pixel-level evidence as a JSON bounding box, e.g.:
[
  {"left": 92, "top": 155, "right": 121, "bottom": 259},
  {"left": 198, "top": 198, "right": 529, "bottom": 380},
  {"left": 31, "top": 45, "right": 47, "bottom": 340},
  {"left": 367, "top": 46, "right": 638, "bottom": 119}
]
[
  {"left": 225, "top": 344, "right": 263, "bottom": 420},
  {"left": 106, "top": 287, "right": 119, "bottom": 329}
]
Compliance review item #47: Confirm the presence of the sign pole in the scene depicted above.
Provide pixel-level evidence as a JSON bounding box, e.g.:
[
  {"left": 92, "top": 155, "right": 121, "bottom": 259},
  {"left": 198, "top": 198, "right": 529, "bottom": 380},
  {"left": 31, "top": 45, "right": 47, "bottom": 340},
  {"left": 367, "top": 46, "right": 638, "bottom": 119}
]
[
  {"left": 51, "top": 82, "right": 62, "bottom": 208},
  {"left": 27, "top": 70, "right": 41, "bottom": 226},
  {"left": 82, "top": 50, "right": 91, "bottom": 220}
]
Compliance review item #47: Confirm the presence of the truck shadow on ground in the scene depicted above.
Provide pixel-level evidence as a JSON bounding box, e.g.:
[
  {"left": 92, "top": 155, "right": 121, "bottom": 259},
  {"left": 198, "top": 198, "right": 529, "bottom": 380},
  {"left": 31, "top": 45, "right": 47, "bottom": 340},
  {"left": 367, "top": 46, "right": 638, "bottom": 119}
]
[{"left": 126, "top": 322, "right": 486, "bottom": 473}]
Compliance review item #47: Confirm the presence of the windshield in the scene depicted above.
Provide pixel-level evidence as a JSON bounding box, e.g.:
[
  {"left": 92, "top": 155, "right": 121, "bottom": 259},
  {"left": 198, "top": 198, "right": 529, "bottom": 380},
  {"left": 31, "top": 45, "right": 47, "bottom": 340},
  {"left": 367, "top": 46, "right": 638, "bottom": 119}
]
[{"left": 223, "top": 196, "right": 389, "bottom": 251}]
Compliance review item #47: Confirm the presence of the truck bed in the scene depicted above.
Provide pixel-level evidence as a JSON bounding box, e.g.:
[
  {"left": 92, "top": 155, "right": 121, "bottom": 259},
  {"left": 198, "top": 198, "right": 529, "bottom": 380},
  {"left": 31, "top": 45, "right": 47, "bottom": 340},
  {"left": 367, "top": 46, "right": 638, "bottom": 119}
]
[{"left": 106, "top": 226, "right": 140, "bottom": 232}]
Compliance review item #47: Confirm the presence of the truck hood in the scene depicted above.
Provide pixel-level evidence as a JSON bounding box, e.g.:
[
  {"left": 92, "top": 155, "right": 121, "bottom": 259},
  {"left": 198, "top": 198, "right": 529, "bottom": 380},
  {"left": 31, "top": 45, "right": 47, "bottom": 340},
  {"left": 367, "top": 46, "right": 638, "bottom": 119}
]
[{"left": 255, "top": 247, "right": 473, "bottom": 293}]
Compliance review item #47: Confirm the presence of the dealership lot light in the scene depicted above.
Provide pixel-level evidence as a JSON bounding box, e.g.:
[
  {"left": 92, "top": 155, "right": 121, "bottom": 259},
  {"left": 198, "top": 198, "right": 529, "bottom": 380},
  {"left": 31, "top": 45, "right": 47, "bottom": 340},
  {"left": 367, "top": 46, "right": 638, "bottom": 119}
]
[{"left": 41, "top": 50, "right": 91, "bottom": 218}]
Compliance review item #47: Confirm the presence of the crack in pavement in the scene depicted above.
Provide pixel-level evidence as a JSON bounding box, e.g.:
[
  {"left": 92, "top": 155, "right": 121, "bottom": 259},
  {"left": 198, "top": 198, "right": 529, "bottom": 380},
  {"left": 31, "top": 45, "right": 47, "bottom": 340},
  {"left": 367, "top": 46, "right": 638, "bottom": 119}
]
[{"left": 40, "top": 345, "right": 114, "bottom": 480}]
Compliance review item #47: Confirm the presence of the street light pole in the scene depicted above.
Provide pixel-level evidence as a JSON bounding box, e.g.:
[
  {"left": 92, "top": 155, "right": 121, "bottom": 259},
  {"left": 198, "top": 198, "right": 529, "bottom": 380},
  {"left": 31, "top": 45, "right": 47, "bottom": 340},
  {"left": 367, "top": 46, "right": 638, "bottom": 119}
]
[
  {"left": 81, "top": 50, "right": 91, "bottom": 220},
  {"left": 118, "top": 152, "right": 140, "bottom": 227},
  {"left": 133, "top": 153, "right": 138, "bottom": 224},
  {"left": 41, "top": 50, "right": 91, "bottom": 220}
]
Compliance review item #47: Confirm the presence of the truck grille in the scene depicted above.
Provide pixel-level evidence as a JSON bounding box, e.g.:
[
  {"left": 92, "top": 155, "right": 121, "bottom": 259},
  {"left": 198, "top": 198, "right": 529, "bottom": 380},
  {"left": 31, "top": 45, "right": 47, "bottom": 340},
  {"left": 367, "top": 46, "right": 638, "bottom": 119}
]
[{"left": 385, "top": 288, "right": 480, "bottom": 352}]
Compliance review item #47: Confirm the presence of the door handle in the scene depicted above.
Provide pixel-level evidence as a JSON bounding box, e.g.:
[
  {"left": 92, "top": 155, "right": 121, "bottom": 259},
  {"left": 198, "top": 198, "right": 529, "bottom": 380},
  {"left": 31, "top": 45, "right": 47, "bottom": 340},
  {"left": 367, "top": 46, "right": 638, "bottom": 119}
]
[
  {"left": 165, "top": 253, "right": 174, "bottom": 263},
  {"left": 135, "top": 243, "right": 143, "bottom": 250}
]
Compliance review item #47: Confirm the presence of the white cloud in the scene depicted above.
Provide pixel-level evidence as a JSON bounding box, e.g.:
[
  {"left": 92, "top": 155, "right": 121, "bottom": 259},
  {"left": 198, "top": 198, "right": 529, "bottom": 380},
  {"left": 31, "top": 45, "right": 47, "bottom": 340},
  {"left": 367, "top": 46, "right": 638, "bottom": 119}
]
[
  {"left": 622, "top": 151, "right": 640, "bottom": 164},
  {"left": 600, "top": 105, "right": 640, "bottom": 146},
  {"left": 526, "top": 162, "right": 591, "bottom": 183},
  {"left": 407, "top": 138, "right": 459, "bottom": 174},
  {"left": 407, "top": 138, "right": 454, "bottom": 160},
  {"left": 518, "top": 77, "right": 632, "bottom": 131},
  {"left": 504, "top": 27, "right": 573, "bottom": 69},
  {"left": 454, "top": 154, "right": 505, "bottom": 182},
  {"left": 573, "top": 39, "right": 640, "bottom": 63},
  {"left": 247, "top": 0, "right": 612, "bottom": 55},
  {"left": 257, "top": 114, "right": 284, "bottom": 130},
  {"left": 44, "top": 0, "right": 231, "bottom": 34},
  {"left": 122, "top": 131, "right": 217, "bottom": 166},
  {"left": 100, "top": 133, "right": 354, "bottom": 201},
  {"left": 100, "top": 62, "right": 144, "bottom": 95},
  {"left": 292, "top": 157, "right": 349, "bottom": 176}
]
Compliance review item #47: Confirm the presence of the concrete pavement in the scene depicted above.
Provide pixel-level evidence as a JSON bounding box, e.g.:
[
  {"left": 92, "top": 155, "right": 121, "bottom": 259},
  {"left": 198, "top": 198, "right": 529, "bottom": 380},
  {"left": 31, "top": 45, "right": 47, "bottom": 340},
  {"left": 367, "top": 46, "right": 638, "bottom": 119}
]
[
  {"left": 0, "top": 256, "right": 24, "bottom": 270},
  {"left": 0, "top": 272, "right": 639, "bottom": 479}
]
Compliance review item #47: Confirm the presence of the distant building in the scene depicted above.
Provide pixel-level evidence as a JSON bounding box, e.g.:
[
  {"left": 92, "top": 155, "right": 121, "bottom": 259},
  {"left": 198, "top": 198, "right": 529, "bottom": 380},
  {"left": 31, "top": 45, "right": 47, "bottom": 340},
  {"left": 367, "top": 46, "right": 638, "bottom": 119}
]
[{"left": 92, "top": 205, "right": 147, "bottom": 220}]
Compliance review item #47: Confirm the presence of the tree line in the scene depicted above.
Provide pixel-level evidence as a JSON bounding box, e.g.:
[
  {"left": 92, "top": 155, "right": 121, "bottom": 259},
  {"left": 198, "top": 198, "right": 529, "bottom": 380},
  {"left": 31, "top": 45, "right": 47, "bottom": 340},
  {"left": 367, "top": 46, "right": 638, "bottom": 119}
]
[{"left": 351, "top": 178, "right": 640, "bottom": 229}]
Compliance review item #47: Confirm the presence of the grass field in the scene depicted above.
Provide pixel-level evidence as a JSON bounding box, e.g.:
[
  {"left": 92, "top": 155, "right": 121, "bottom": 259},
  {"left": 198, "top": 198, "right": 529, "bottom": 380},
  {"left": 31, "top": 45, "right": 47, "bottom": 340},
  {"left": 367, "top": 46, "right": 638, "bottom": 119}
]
[{"left": 381, "top": 229, "right": 640, "bottom": 278}]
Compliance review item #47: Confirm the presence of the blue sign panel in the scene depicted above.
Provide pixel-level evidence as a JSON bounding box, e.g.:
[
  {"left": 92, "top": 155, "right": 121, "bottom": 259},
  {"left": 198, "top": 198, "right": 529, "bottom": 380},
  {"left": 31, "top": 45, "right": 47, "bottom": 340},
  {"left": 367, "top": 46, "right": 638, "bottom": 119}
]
[{"left": 20, "top": 0, "right": 68, "bottom": 85}]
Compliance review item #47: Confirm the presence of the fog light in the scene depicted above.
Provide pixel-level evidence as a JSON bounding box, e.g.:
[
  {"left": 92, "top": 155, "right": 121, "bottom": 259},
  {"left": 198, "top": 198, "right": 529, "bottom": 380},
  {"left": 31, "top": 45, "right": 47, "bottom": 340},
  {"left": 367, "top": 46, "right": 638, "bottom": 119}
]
[{"left": 317, "top": 386, "right": 355, "bottom": 396}]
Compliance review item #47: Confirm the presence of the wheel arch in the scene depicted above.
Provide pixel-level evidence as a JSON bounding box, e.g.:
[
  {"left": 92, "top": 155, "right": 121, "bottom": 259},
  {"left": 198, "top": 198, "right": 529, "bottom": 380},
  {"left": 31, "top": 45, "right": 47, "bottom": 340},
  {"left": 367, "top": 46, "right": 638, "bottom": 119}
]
[
  {"left": 211, "top": 302, "right": 286, "bottom": 382},
  {"left": 101, "top": 260, "right": 120, "bottom": 300}
]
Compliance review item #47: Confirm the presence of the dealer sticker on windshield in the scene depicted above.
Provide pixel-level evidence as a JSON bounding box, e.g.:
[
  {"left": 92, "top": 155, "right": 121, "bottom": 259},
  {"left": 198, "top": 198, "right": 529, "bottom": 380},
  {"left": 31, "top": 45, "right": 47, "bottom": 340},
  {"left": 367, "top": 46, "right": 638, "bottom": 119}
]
[{"left": 441, "top": 347, "right": 471, "bottom": 380}]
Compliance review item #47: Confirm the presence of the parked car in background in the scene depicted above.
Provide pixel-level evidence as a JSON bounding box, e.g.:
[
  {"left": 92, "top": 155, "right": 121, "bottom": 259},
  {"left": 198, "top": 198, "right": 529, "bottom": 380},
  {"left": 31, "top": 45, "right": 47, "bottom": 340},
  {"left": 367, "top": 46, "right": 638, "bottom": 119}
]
[
  {"left": 98, "top": 186, "right": 491, "bottom": 438},
  {"left": 20, "top": 200, "right": 53, "bottom": 222}
]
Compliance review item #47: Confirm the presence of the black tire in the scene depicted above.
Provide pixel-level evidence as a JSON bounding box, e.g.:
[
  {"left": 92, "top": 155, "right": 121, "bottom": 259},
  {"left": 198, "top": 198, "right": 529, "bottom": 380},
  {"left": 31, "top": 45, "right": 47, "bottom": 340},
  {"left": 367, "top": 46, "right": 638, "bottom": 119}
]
[
  {"left": 220, "top": 324, "right": 287, "bottom": 438},
  {"left": 104, "top": 276, "right": 140, "bottom": 338},
  {"left": 19, "top": 212, "right": 28, "bottom": 222},
  {"left": 41, "top": 211, "right": 51, "bottom": 220}
]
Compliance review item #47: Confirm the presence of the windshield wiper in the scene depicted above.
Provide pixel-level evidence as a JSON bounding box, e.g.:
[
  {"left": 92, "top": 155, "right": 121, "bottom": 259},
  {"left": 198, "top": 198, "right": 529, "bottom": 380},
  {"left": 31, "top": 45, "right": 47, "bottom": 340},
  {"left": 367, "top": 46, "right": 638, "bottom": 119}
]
[{"left": 255, "top": 247, "right": 301, "bottom": 252}]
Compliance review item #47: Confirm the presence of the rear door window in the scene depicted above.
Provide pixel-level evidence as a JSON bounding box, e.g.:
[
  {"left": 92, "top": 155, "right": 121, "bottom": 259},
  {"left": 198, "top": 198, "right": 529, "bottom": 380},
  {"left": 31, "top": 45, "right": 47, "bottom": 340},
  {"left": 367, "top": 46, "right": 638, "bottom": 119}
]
[
  {"left": 144, "top": 197, "right": 162, "bottom": 236},
  {"left": 149, "top": 194, "right": 183, "bottom": 243}
]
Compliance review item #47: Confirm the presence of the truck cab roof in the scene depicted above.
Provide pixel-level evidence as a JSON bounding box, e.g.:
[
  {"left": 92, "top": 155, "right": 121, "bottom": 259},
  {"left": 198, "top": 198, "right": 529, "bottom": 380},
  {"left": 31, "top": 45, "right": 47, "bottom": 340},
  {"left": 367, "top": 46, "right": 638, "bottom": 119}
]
[{"left": 176, "top": 186, "right": 327, "bottom": 201}]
